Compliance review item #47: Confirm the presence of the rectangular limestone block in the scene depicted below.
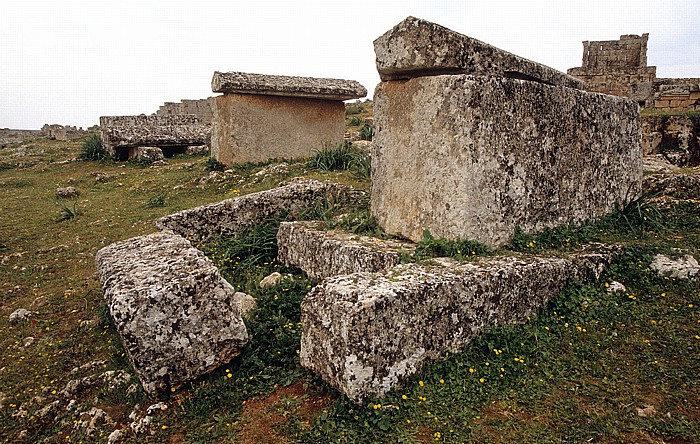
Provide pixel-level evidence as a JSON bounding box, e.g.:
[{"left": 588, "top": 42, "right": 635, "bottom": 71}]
[
  {"left": 156, "top": 179, "right": 357, "bottom": 242},
  {"left": 375, "top": 16, "right": 582, "bottom": 89},
  {"left": 212, "top": 72, "right": 367, "bottom": 101},
  {"left": 371, "top": 75, "right": 642, "bottom": 247},
  {"left": 300, "top": 248, "right": 615, "bottom": 402},
  {"left": 277, "top": 221, "right": 414, "bottom": 280},
  {"left": 95, "top": 232, "right": 248, "bottom": 395},
  {"left": 211, "top": 94, "right": 345, "bottom": 165}
]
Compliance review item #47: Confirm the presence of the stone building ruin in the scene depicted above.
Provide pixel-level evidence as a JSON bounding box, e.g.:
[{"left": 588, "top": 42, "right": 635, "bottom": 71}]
[
  {"left": 210, "top": 71, "right": 366, "bottom": 166},
  {"left": 568, "top": 34, "right": 700, "bottom": 111},
  {"left": 155, "top": 97, "right": 215, "bottom": 124}
]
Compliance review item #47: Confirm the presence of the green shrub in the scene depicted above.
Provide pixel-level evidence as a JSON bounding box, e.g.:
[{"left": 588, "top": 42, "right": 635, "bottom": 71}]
[
  {"left": 205, "top": 157, "right": 227, "bottom": 172},
  {"left": 79, "top": 134, "right": 106, "bottom": 161},
  {"left": 357, "top": 124, "right": 374, "bottom": 141},
  {"left": 345, "top": 103, "right": 364, "bottom": 115},
  {"left": 145, "top": 193, "right": 167, "bottom": 208},
  {"left": 347, "top": 116, "right": 363, "bottom": 126}
]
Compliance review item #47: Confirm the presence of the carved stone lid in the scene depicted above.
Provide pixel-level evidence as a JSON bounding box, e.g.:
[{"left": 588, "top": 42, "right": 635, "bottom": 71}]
[{"left": 212, "top": 71, "right": 367, "bottom": 100}]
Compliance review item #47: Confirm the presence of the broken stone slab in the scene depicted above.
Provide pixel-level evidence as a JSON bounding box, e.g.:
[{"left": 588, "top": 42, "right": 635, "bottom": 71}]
[
  {"left": 156, "top": 179, "right": 361, "bottom": 243},
  {"left": 94, "top": 231, "right": 248, "bottom": 395},
  {"left": 374, "top": 16, "right": 583, "bottom": 89},
  {"left": 650, "top": 253, "right": 699, "bottom": 280},
  {"left": 211, "top": 72, "right": 367, "bottom": 101},
  {"left": 300, "top": 248, "right": 615, "bottom": 402},
  {"left": 371, "top": 74, "right": 642, "bottom": 247},
  {"left": 277, "top": 221, "right": 414, "bottom": 280},
  {"left": 99, "top": 115, "right": 211, "bottom": 159}
]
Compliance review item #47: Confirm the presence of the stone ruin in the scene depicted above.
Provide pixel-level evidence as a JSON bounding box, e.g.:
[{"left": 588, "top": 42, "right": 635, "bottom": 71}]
[
  {"left": 568, "top": 33, "right": 700, "bottom": 111},
  {"left": 40, "top": 124, "right": 86, "bottom": 140},
  {"left": 99, "top": 114, "right": 210, "bottom": 160},
  {"left": 371, "top": 16, "right": 641, "bottom": 247},
  {"left": 95, "top": 17, "right": 644, "bottom": 403},
  {"left": 210, "top": 71, "right": 367, "bottom": 166},
  {"left": 155, "top": 97, "right": 215, "bottom": 124}
]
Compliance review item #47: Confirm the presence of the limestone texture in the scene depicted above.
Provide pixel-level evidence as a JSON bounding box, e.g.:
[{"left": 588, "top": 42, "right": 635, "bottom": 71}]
[
  {"left": 99, "top": 115, "right": 210, "bottom": 158},
  {"left": 277, "top": 221, "right": 414, "bottom": 280},
  {"left": 641, "top": 115, "right": 700, "bottom": 166},
  {"left": 156, "top": 179, "right": 357, "bottom": 242},
  {"left": 371, "top": 74, "right": 642, "bottom": 247},
  {"left": 300, "top": 248, "right": 616, "bottom": 402},
  {"left": 211, "top": 72, "right": 367, "bottom": 100},
  {"left": 94, "top": 231, "right": 248, "bottom": 395},
  {"left": 211, "top": 93, "right": 345, "bottom": 165},
  {"left": 650, "top": 253, "right": 699, "bottom": 280},
  {"left": 374, "top": 16, "right": 582, "bottom": 89}
]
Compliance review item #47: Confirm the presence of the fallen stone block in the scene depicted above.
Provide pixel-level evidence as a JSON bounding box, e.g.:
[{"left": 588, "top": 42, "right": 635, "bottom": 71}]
[
  {"left": 277, "top": 221, "right": 414, "bottom": 280},
  {"left": 300, "top": 249, "right": 615, "bottom": 402},
  {"left": 371, "top": 74, "right": 642, "bottom": 247},
  {"left": 156, "top": 179, "right": 360, "bottom": 242},
  {"left": 374, "top": 16, "right": 583, "bottom": 89},
  {"left": 95, "top": 231, "right": 248, "bottom": 395},
  {"left": 210, "top": 71, "right": 367, "bottom": 165},
  {"left": 650, "top": 253, "right": 699, "bottom": 280}
]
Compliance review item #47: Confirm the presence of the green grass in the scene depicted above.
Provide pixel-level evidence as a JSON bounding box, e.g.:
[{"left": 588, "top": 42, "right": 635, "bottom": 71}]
[{"left": 1, "top": 135, "right": 698, "bottom": 443}]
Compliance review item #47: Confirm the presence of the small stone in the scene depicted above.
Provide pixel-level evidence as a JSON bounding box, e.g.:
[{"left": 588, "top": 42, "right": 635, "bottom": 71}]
[
  {"left": 107, "top": 429, "right": 124, "bottom": 444},
  {"left": 8, "top": 308, "right": 32, "bottom": 324},
  {"left": 650, "top": 254, "right": 699, "bottom": 280},
  {"left": 233, "top": 292, "right": 256, "bottom": 317},
  {"left": 636, "top": 405, "right": 657, "bottom": 417},
  {"left": 606, "top": 281, "right": 627, "bottom": 293},
  {"left": 260, "top": 272, "right": 283, "bottom": 289},
  {"left": 56, "top": 186, "right": 79, "bottom": 198},
  {"left": 23, "top": 337, "right": 35, "bottom": 347},
  {"left": 146, "top": 402, "right": 168, "bottom": 415}
]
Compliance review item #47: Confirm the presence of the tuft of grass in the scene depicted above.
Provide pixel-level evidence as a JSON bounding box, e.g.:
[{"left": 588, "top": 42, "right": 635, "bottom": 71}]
[
  {"left": 307, "top": 141, "right": 359, "bottom": 172},
  {"left": 205, "top": 157, "right": 227, "bottom": 172},
  {"left": 356, "top": 124, "right": 374, "bottom": 141},
  {"left": 415, "top": 230, "right": 491, "bottom": 260},
  {"left": 347, "top": 116, "right": 363, "bottom": 127},
  {"left": 56, "top": 197, "right": 79, "bottom": 221},
  {"left": 78, "top": 134, "right": 106, "bottom": 161},
  {"left": 145, "top": 193, "right": 167, "bottom": 208}
]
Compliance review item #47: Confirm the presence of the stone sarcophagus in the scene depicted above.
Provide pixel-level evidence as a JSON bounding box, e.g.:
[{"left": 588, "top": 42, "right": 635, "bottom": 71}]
[
  {"left": 210, "top": 72, "right": 367, "bottom": 165},
  {"left": 370, "top": 17, "right": 642, "bottom": 248}
]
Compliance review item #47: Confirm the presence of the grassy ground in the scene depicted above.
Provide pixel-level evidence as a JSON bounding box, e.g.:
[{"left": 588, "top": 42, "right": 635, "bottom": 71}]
[{"left": 0, "top": 126, "right": 698, "bottom": 443}]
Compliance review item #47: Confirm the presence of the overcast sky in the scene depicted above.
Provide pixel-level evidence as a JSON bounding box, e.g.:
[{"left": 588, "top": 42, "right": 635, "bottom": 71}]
[{"left": 1, "top": 0, "right": 698, "bottom": 129}]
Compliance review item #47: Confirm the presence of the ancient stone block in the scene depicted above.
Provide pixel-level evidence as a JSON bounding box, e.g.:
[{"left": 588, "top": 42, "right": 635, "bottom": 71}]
[
  {"left": 374, "top": 16, "right": 582, "bottom": 89},
  {"left": 277, "top": 221, "right": 414, "bottom": 280},
  {"left": 211, "top": 72, "right": 367, "bottom": 101},
  {"left": 211, "top": 94, "right": 345, "bottom": 165},
  {"left": 156, "top": 179, "right": 359, "bottom": 242},
  {"left": 99, "top": 115, "right": 210, "bottom": 159},
  {"left": 300, "top": 248, "right": 615, "bottom": 402},
  {"left": 94, "top": 231, "right": 248, "bottom": 395},
  {"left": 371, "top": 74, "right": 642, "bottom": 247}
]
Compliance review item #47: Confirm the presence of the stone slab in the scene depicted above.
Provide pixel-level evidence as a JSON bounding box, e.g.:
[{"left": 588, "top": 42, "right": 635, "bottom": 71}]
[
  {"left": 94, "top": 231, "right": 248, "bottom": 395},
  {"left": 156, "top": 179, "right": 360, "bottom": 243},
  {"left": 374, "top": 16, "right": 582, "bottom": 89},
  {"left": 371, "top": 74, "right": 642, "bottom": 247},
  {"left": 100, "top": 115, "right": 210, "bottom": 158},
  {"left": 300, "top": 248, "right": 615, "bottom": 402},
  {"left": 277, "top": 221, "right": 414, "bottom": 280},
  {"left": 211, "top": 72, "right": 367, "bottom": 100},
  {"left": 211, "top": 93, "right": 345, "bottom": 165}
]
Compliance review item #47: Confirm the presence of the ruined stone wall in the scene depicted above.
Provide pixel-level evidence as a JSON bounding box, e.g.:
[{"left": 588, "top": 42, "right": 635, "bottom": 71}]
[
  {"left": 642, "top": 114, "right": 700, "bottom": 166},
  {"left": 156, "top": 98, "right": 215, "bottom": 124},
  {"left": 40, "top": 124, "right": 86, "bottom": 140},
  {"left": 568, "top": 34, "right": 700, "bottom": 110}
]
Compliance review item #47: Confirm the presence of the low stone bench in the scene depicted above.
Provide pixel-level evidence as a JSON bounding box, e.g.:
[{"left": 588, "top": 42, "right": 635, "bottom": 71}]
[
  {"left": 277, "top": 221, "right": 414, "bottom": 280},
  {"left": 210, "top": 71, "right": 367, "bottom": 165},
  {"left": 300, "top": 247, "right": 616, "bottom": 402},
  {"left": 99, "top": 114, "right": 210, "bottom": 160},
  {"left": 94, "top": 231, "right": 248, "bottom": 395},
  {"left": 156, "top": 179, "right": 361, "bottom": 243}
]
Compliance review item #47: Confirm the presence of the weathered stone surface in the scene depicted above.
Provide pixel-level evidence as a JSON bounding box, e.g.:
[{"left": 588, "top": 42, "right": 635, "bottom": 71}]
[
  {"left": 650, "top": 253, "right": 699, "bottom": 280},
  {"left": 371, "top": 74, "right": 642, "bottom": 247},
  {"left": 8, "top": 308, "right": 32, "bottom": 324},
  {"left": 260, "top": 272, "right": 283, "bottom": 289},
  {"left": 211, "top": 72, "right": 367, "bottom": 101},
  {"left": 277, "top": 221, "right": 414, "bottom": 280},
  {"left": 234, "top": 292, "right": 256, "bottom": 317},
  {"left": 99, "top": 115, "right": 210, "bottom": 159},
  {"left": 156, "top": 179, "right": 358, "bottom": 242},
  {"left": 300, "top": 248, "right": 615, "bottom": 402},
  {"left": 211, "top": 93, "right": 345, "bottom": 165},
  {"left": 94, "top": 231, "right": 248, "bottom": 394},
  {"left": 130, "top": 146, "right": 164, "bottom": 161},
  {"left": 374, "top": 16, "right": 582, "bottom": 89}
]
